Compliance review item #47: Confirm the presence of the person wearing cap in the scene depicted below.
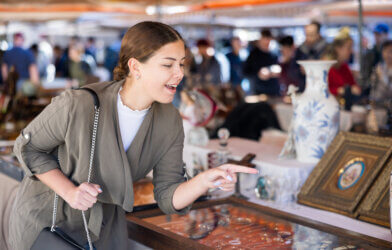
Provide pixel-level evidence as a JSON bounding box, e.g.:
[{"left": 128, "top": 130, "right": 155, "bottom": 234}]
[
  {"left": 1, "top": 33, "right": 40, "bottom": 92},
  {"left": 243, "top": 28, "right": 280, "bottom": 96},
  {"left": 362, "top": 23, "right": 390, "bottom": 89}
]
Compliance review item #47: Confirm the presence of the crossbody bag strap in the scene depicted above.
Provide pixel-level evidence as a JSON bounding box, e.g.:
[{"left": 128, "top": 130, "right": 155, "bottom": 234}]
[{"left": 50, "top": 87, "right": 100, "bottom": 250}]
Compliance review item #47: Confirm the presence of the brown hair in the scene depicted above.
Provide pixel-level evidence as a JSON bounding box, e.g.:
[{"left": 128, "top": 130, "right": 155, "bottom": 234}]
[
  {"left": 113, "top": 21, "right": 184, "bottom": 81},
  {"left": 322, "top": 37, "right": 352, "bottom": 61}
]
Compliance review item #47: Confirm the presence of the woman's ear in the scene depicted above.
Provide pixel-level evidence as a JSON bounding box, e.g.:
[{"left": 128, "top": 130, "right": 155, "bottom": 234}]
[{"left": 127, "top": 58, "right": 141, "bottom": 78}]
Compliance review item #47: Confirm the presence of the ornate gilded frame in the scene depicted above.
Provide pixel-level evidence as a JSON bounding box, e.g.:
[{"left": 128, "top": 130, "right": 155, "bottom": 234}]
[
  {"left": 298, "top": 132, "right": 392, "bottom": 217},
  {"left": 357, "top": 155, "right": 392, "bottom": 227}
]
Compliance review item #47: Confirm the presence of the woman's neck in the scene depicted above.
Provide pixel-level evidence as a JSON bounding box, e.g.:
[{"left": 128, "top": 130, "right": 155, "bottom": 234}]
[
  {"left": 120, "top": 79, "right": 153, "bottom": 111},
  {"left": 334, "top": 60, "right": 344, "bottom": 68},
  {"left": 385, "top": 62, "right": 392, "bottom": 70}
]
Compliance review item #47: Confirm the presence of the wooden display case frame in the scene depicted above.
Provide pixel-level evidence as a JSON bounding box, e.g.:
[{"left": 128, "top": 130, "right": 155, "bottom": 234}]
[{"left": 126, "top": 196, "right": 391, "bottom": 249}]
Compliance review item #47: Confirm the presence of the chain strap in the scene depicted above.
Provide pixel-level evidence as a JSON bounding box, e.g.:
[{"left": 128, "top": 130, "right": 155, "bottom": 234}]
[{"left": 51, "top": 105, "right": 100, "bottom": 250}]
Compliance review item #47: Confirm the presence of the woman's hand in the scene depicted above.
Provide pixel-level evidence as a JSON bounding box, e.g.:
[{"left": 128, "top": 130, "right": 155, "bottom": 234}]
[
  {"left": 200, "top": 164, "right": 259, "bottom": 192},
  {"left": 172, "top": 164, "right": 258, "bottom": 210},
  {"left": 337, "top": 87, "right": 345, "bottom": 96},
  {"left": 351, "top": 85, "right": 361, "bottom": 96},
  {"left": 64, "top": 182, "right": 102, "bottom": 211}
]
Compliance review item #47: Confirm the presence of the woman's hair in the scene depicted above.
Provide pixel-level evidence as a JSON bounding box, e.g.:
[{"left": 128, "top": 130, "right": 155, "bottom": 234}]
[
  {"left": 382, "top": 40, "right": 392, "bottom": 51},
  {"left": 113, "top": 21, "right": 184, "bottom": 81},
  {"left": 322, "top": 37, "right": 352, "bottom": 61}
]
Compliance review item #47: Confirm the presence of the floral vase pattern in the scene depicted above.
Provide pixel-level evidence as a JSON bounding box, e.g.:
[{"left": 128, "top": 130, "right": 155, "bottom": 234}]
[{"left": 292, "top": 60, "right": 339, "bottom": 163}]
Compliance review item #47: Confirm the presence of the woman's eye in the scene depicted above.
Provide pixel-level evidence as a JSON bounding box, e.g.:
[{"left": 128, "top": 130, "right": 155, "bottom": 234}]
[
  {"left": 180, "top": 64, "right": 185, "bottom": 67},
  {"left": 163, "top": 65, "right": 172, "bottom": 68}
]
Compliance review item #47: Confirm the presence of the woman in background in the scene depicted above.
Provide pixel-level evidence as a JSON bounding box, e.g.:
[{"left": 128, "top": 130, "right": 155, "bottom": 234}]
[{"left": 324, "top": 31, "right": 361, "bottom": 109}]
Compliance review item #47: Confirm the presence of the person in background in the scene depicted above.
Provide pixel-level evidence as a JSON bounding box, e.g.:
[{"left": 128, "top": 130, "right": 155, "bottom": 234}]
[
  {"left": 194, "top": 38, "right": 222, "bottom": 85},
  {"left": 53, "top": 45, "right": 64, "bottom": 77},
  {"left": 226, "top": 37, "right": 244, "bottom": 88},
  {"left": 296, "top": 21, "right": 328, "bottom": 60},
  {"left": 363, "top": 23, "right": 390, "bottom": 89},
  {"left": 0, "top": 48, "right": 4, "bottom": 86},
  {"left": 173, "top": 45, "right": 196, "bottom": 108},
  {"left": 278, "top": 35, "right": 305, "bottom": 94},
  {"left": 104, "top": 31, "right": 123, "bottom": 80},
  {"left": 243, "top": 28, "right": 280, "bottom": 96},
  {"left": 1, "top": 33, "right": 40, "bottom": 91},
  {"left": 85, "top": 37, "right": 97, "bottom": 61},
  {"left": 30, "top": 43, "right": 50, "bottom": 80},
  {"left": 370, "top": 40, "right": 392, "bottom": 107},
  {"left": 68, "top": 42, "right": 92, "bottom": 87},
  {"left": 324, "top": 33, "right": 361, "bottom": 110},
  {"left": 56, "top": 36, "right": 80, "bottom": 78}
]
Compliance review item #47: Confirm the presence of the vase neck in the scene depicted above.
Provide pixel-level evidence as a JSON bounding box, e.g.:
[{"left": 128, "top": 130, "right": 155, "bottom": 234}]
[{"left": 303, "top": 65, "right": 331, "bottom": 96}]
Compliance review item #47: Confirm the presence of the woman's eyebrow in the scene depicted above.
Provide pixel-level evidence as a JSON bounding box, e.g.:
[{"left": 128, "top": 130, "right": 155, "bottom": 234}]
[{"left": 162, "top": 56, "right": 186, "bottom": 61}]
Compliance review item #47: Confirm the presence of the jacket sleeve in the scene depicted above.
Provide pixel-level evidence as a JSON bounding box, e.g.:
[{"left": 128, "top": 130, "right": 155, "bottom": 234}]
[
  {"left": 328, "top": 67, "right": 342, "bottom": 96},
  {"left": 243, "top": 50, "right": 258, "bottom": 76},
  {"left": 13, "top": 90, "right": 72, "bottom": 180},
  {"left": 152, "top": 116, "right": 190, "bottom": 215}
]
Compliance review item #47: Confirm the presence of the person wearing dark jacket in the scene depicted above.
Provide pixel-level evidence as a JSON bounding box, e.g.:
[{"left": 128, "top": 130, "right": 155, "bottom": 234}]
[{"left": 243, "top": 29, "right": 280, "bottom": 96}]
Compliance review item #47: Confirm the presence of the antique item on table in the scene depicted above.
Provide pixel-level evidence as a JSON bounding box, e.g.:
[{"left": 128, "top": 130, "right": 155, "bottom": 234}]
[
  {"left": 216, "top": 127, "right": 230, "bottom": 165},
  {"left": 298, "top": 132, "right": 392, "bottom": 217},
  {"left": 255, "top": 176, "right": 271, "bottom": 200},
  {"left": 227, "top": 153, "right": 256, "bottom": 200},
  {"left": 290, "top": 60, "right": 339, "bottom": 164},
  {"left": 183, "top": 145, "right": 212, "bottom": 178},
  {"left": 357, "top": 156, "right": 392, "bottom": 228},
  {"left": 279, "top": 85, "right": 298, "bottom": 160},
  {"left": 337, "top": 157, "right": 365, "bottom": 190},
  {"left": 180, "top": 90, "right": 217, "bottom": 146},
  {"left": 366, "top": 105, "right": 379, "bottom": 134},
  {"left": 133, "top": 179, "right": 156, "bottom": 207},
  {"left": 127, "top": 197, "right": 390, "bottom": 249}
]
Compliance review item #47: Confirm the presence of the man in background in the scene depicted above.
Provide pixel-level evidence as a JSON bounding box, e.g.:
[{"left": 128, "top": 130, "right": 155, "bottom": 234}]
[
  {"left": 296, "top": 21, "right": 328, "bottom": 61},
  {"left": 1, "top": 33, "right": 39, "bottom": 91},
  {"left": 279, "top": 35, "right": 305, "bottom": 94},
  {"left": 243, "top": 29, "right": 280, "bottom": 96},
  {"left": 362, "top": 23, "right": 390, "bottom": 92},
  {"left": 226, "top": 37, "right": 244, "bottom": 87}
]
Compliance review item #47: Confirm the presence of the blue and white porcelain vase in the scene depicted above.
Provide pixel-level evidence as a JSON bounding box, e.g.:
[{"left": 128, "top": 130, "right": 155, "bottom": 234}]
[{"left": 292, "top": 60, "right": 339, "bottom": 163}]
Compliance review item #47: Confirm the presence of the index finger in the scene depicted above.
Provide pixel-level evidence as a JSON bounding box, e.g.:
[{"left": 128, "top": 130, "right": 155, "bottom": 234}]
[{"left": 221, "top": 164, "right": 259, "bottom": 174}]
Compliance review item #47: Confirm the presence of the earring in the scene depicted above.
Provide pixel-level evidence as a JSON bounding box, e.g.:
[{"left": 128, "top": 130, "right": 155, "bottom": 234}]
[{"left": 136, "top": 75, "right": 140, "bottom": 80}]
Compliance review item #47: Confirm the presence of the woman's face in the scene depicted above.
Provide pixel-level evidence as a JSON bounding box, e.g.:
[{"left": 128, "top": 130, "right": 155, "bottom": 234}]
[
  {"left": 382, "top": 45, "right": 392, "bottom": 66},
  {"left": 138, "top": 40, "right": 185, "bottom": 104},
  {"left": 336, "top": 40, "right": 352, "bottom": 63}
]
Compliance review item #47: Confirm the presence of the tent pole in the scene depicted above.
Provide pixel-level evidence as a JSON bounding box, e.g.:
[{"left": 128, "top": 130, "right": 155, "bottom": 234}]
[{"left": 358, "top": 0, "right": 364, "bottom": 86}]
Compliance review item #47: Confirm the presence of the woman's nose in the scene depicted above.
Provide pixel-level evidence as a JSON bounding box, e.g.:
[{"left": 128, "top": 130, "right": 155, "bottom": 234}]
[{"left": 174, "top": 65, "right": 184, "bottom": 79}]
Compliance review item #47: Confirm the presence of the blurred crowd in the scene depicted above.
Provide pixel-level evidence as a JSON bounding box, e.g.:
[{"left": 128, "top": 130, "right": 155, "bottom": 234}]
[{"left": 0, "top": 21, "right": 391, "bottom": 125}]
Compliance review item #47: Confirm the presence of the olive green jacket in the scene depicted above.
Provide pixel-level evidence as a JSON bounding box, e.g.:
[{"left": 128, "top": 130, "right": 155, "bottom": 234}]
[{"left": 9, "top": 80, "right": 189, "bottom": 250}]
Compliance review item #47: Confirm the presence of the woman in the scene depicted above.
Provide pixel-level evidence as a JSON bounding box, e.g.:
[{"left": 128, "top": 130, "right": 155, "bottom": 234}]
[
  {"left": 9, "top": 21, "right": 257, "bottom": 249},
  {"left": 370, "top": 40, "right": 392, "bottom": 107},
  {"left": 324, "top": 36, "right": 361, "bottom": 98}
]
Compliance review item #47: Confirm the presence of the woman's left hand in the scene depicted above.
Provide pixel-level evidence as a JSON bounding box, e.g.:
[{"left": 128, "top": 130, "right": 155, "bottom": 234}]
[{"left": 199, "top": 164, "right": 259, "bottom": 192}]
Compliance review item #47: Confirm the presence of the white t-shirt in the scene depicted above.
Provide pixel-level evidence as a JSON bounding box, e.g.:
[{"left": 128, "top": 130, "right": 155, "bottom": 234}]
[{"left": 117, "top": 91, "right": 150, "bottom": 151}]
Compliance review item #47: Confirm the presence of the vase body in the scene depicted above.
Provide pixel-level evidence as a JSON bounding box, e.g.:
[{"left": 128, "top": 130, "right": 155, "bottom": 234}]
[{"left": 293, "top": 60, "right": 339, "bottom": 163}]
